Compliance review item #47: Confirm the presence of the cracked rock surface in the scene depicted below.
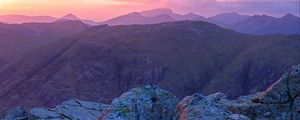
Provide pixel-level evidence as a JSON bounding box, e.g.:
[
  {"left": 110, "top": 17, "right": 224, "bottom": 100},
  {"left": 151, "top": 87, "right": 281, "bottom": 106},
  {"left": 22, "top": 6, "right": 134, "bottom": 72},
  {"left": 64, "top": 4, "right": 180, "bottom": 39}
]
[{"left": 3, "top": 99, "right": 109, "bottom": 120}]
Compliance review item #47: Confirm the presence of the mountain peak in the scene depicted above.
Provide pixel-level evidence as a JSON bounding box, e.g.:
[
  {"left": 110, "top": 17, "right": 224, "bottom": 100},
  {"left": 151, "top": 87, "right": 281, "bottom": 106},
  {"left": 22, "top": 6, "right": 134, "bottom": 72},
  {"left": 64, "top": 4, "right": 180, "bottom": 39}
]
[
  {"left": 127, "top": 12, "right": 142, "bottom": 16},
  {"left": 61, "top": 14, "right": 80, "bottom": 20},
  {"left": 185, "top": 12, "right": 198, "bottom": 17},
  {"left": 281, "top": 13, "right": 298, "bottom": 19},
  {"left": 140, "top": 8, "right": 174, "bottom": 17}
]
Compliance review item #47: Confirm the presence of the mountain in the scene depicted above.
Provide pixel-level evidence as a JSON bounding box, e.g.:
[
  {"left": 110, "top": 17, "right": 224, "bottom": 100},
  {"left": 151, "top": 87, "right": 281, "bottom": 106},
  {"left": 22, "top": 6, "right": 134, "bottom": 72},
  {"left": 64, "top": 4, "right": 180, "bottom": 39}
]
[
  {"left": 0, "top": 15, "right": 57, "bottom": 24},
  {"left": 60, "top": 14, "right": 81, "bottom": 20},
  {"left": 55, "top": 14, "right": 99, "bottom": 25},
  {"left": 227, "top": 14, "right": 300, "bottom": 35},
  {"left": 210, "top": 12, "right": 251, "bottom": 25},
  {"left": 140, "top": 8, "right": 182, "bottom": 19},
  {"left": 0, "top": 14, "right": 99, "bottom": 26},
  {"left": 0, "top": 21, "right": 89, "bottom": 70},
  {"left": 101, "top": 9, "right": 299, "bottom": 35},
  {"left": 0, "top": 21, "right": 298, "bottom": 114},
  {"left": 101, "top": 12, "right": 176, "bottom": 25},
  {"left": 140, "top": 8, "right": 208, "bottom": 21},
  {"left": 101, "top": 8, "right": 209, "bottom": 25}
]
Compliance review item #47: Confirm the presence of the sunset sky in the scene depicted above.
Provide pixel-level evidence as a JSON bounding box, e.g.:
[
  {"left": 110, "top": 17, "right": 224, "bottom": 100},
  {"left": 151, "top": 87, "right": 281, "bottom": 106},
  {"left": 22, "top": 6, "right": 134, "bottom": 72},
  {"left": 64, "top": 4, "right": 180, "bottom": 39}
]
[{"left": 0, "top": 0, "right": 299, "bottom": 21}]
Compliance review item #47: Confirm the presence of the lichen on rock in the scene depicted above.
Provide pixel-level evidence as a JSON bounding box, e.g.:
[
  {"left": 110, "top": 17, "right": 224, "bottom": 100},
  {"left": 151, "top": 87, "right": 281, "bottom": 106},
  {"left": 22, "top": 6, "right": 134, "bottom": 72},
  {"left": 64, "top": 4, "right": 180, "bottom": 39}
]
[{"left": 101, "top": 85, "right": 179, "bottom": 120}]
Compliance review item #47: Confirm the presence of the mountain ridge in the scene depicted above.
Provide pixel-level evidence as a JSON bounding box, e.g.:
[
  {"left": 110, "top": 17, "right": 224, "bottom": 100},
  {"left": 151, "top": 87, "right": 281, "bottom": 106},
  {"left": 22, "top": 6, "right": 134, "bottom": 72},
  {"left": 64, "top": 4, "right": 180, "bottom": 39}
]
[{"left": 0, "top": 21, "right": 298, "bottom": 114}]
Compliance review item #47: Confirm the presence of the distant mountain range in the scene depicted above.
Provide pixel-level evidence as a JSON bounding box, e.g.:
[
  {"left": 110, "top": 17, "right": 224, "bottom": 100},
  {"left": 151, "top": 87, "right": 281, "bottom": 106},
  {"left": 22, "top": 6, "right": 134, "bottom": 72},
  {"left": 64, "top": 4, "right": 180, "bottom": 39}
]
[
  {"left": 0, "top": 20, "right": 298, "bottom": 114},
  {"left": 0, "top": 14, "right": 98, "bottom": 25},
  {"left": 100, "top": 12, "right": 176, "bottom": 25},
  {"left": 101, "top": 8, "right": 210, "bottom": 25},
  {"left": 226, "top": 14, "right": 300, "bottom": 35},
  {"left": 100, "top": 8, "right": 299, "bottom": 35},
  {"left": 1, "top": 8, "right": 299, "bottom": 35}
]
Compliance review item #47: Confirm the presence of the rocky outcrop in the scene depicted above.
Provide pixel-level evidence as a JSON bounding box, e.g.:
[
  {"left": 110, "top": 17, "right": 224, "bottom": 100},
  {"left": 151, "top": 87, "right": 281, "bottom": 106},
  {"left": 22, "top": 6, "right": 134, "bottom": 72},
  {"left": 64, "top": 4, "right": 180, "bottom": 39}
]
[
  {"left": 2, "top": 107, "right": 35, "bottom": 120},
  {"left": 176, "top": 64, "right": 300, "bottom": 120},
  {"left": 3, "top": 99, "right": 109, "bottom": 120},
  {"left": 219, "top": 64, "right": 300, "bottom": 120},
  {"left": 100, "top": 85, "right": 179, "bottom": 120},
  {"left": 177, "top": 93, "right": 231, "bottom": 120},
  {"left": 176, "top": 92, "right": 251, "bottom": 120},
  {"left": 2, "top": 65, "right": 300, "bottom": 120}
]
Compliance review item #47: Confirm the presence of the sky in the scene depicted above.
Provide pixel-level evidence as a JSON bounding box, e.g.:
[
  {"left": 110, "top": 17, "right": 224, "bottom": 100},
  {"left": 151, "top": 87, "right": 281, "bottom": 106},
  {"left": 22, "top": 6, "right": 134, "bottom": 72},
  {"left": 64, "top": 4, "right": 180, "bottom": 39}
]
[{"left": 0, "top": 0, "right": 299, "bottom": 21}]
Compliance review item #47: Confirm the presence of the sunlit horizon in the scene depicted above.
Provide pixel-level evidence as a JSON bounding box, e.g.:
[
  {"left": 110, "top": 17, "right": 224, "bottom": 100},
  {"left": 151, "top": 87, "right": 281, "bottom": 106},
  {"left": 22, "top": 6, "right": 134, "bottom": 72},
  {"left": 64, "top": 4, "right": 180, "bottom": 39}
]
[{"left": 0, "top": 0, "right": 299, "bottom": 21}]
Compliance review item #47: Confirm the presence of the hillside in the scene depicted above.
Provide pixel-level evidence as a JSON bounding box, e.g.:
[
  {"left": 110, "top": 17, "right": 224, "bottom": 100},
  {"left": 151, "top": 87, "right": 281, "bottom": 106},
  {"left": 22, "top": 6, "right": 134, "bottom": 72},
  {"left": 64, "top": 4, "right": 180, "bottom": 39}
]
[
  {"left": 0, "top": 20, "right": 89, "bottom": 69},
  {"left": 0, "top": 21, "right": 299, "bottom": 114},
  {"left": 228, "top": 14, "right": 300, "bottom": 35}
]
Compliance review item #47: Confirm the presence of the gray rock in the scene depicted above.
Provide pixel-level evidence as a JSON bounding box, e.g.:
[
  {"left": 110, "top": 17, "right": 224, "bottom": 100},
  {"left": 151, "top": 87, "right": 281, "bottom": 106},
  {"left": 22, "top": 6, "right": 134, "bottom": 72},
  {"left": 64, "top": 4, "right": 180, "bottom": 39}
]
[
  {"left": 253, "top": 64, "right": 300, "bottom": 104},
  {"left": 221, "top": 101, "right": 291, "bottom": 120},
  {"left": 177, "top": 93, "right": 230, "bottom": 120},
  {"left": 3, "top": 107, "right": 35, "bottom": 120},
  {"left": 293, "top": 97, "right": 300, "bottom": 120},
  {"left": 101, "top": 85, "right": 179, "bottom": 120},
  {"left": 31, "top": 107, "right": 69, "bottom": 120},
  {"left": 29, "top": 99, "right": 109, "bottom": 120},
  {"left": 208, "top": 92, "right": 228, "bottom": 101},
  {"left": 219, "top": 65, "right": 300, "bottom": 120},
  {"left": 226, "top": 114, "right": 250, "bottom": 120},
  {"left": 54, "top": 99, "right": 109, "bottom": 120}
]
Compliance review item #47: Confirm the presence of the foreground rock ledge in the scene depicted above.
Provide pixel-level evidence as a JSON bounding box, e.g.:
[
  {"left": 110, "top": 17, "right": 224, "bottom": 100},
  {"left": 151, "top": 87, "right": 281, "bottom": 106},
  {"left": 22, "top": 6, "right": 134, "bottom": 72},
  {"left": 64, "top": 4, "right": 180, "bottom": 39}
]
[
  {"left": 3, "top": 64, "right": 300, "bottom": 120},
  {"left": 100, "top": 85, "right": 179, "bottom": 120}
]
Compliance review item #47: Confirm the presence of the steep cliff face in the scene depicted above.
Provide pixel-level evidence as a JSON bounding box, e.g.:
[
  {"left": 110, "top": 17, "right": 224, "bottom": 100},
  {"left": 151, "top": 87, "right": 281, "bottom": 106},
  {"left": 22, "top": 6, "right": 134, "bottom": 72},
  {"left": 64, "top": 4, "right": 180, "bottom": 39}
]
[{"left": 3, "top": 65, "right": 300, "bottom": 120}]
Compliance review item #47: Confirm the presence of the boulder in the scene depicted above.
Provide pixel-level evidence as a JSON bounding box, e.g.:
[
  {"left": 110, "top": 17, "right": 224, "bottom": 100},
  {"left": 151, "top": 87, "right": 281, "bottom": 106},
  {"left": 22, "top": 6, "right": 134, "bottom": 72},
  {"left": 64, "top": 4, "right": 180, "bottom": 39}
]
[
  {"left": 208, "top": 92, "right": 228, "bottom": 101},
  {"left": 54, "top": 99, "right": 109, "bottom": 120},
  {"left": 220, "top": 99, "right": 292, "bottom": 120},
  {"left": 177, "top": 93, "right": 230, "bottom": 120},
  {"left": 226, "top": 114, "right": 251, "bottom": 120},
  {"left": 293, "top": 97, "right": 300, "bottom": 120},
  {"left": 30, "top": 99, "right": 109, "bottom": 120},
  {"left": 101, "top": 85, "right": 179, "bottom": 120},
  {"left": 2, "top": 107, "right": 35, "bottom": 120},
  {"left": 31, "top": 107, "right": 68, "bottom": 120},
  {"left": 2, "top": 99, "right": 109, "bottom": 120},
  {"left": 253, "top": 64, "right": 300, "bottom": 104},
  {"left": 219, "top": 64, "right": 300, "bottom": 120}
]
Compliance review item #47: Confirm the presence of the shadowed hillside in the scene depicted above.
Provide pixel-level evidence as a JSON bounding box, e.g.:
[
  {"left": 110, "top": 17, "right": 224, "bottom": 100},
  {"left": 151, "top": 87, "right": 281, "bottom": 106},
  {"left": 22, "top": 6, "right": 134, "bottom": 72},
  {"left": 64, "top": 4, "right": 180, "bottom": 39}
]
[
  {"left": 0, "top": 20, "right": 89, "bottom": 69},
  {"left": 0, "top": 21, "right": 299, "bottom": 114}
]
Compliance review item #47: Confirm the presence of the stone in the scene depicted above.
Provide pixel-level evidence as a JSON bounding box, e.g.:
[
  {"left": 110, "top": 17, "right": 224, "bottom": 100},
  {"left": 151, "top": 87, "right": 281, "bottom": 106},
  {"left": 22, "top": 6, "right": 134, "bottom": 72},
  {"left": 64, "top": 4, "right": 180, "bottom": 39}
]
[
  {"left": 3, "top": 107, "right": 35, "bottom": 120},
  {"left": 208, "top": 92, "right": 228, "bottom": 101},
  {"left": 29, "top": 99, "right": 109, "bottom": 120},
  {"left": 101, "top": 85, "right": 179, "bottom": 120},
  {"left": 253, "top": 64, "right": 300, "bottom": 104},
  {"left": 54, "top": 99, "right": 109, "bottom": 120},
  {"left": 226, "top": 114, "right": 251, "bottom": 120},
  {"left": 218, "top": 65, "right": 300, "bottom": 120},
  {"left": 177, "top": 93, "right": 230, "bottom": 120},
  {"left": 292, "top": 97, "right": 300, "bottom": 120},
  {"left": 30, "top": 107, "right": 69, "bottom": 120}
]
